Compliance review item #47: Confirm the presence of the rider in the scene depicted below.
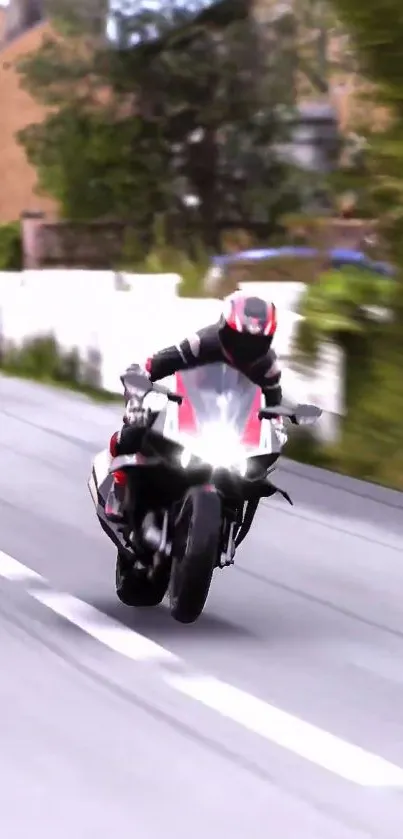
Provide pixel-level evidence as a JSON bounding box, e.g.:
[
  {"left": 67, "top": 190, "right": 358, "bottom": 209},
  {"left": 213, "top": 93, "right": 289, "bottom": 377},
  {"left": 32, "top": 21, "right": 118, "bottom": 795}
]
[{"left": 105, "top": 291, "right": 283, "bottom": 523}]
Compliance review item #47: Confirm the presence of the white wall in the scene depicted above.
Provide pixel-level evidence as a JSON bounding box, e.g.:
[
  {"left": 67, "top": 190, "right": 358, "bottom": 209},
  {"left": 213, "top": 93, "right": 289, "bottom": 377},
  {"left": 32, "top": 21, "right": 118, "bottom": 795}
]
[{"left": 0, "top": 271, "right": 344, "bottom": 439}]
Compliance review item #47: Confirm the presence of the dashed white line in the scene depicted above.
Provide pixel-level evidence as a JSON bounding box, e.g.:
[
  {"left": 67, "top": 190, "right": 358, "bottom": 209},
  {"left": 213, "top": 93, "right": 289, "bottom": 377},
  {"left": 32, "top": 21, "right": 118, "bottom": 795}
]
[
  {"left": 0, "top": 550, "right": 43, "bottom": 582},
  {"left": 1, "top": 549, "right": 403, "bottom": 789},
  {"left": 167, "top": 673, "right": 403, "bottom": 788},
  {"left": 33, "top": 588, "right": 177, "bottom": 664}
]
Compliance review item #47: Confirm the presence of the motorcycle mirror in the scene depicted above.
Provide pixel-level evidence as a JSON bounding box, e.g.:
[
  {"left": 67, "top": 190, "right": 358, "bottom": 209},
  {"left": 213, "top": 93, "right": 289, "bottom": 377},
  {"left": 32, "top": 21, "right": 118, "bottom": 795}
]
[
  {"left": 294, "top": 404, "right": 322, "bottom": 425},
  {"left": 122, "top": 370, "right": 152, "bottom": 401}
]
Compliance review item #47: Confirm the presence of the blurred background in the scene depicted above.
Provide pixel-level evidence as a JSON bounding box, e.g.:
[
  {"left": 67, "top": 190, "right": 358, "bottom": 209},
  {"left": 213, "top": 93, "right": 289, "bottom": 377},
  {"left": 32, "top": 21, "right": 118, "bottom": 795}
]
[{"left": 1, "top": 0, "right": 403, "bottom": 488}]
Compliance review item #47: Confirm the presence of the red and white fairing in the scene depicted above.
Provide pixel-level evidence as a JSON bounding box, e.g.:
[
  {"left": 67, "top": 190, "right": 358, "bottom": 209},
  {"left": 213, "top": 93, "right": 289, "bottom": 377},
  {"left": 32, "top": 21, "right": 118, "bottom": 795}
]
[{"left": 160, "top": 362, "right": 286, "bottom": 463}]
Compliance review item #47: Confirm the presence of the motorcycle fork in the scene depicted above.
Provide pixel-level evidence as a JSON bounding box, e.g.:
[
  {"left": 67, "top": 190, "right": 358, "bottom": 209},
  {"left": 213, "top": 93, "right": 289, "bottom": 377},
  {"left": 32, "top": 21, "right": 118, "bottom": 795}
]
[
  {"left": 122, "top": 473, "right": 148, "bottom": 553},
  {"left": 218, "top": 503, "right": 243, "bottom": 568},
  {"left": 123, "top": 475, "right": 171, "bottom": 572}
]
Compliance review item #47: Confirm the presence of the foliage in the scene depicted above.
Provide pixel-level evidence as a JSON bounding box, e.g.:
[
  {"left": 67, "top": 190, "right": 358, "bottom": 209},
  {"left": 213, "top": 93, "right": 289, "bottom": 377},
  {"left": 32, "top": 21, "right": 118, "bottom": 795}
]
[
  {"left": 19, "top": 110, "right": 168, "bottom": 225},
  {"left": 270, "top": 0, "right": 403, "bottom": 491},
  {"left": 327, "top": 0, "right": 403, "bottom": 265},
  {"left": 0, "top": 335, "right": 120, "bottom": 402},
  {"left": 0, "top": 222, "right": 23, "bottom": 271},
  {"left": 119, "top": 216, "right": 209, "bottom": 297},
  {"left": 291, "top": 258, "right": 403, "bottom": 488},
  {"left": 294, "top": 266, "right": 395, "bottom": 361},
  {"left": 327, "top": 0, "right": 403, "bottom": 96},
  {"left": 333, "top": 336, "right": 403, "bottom": 487},
  {"left": 16, "top": 0, "right": 302, "bottom": 248},
  {"left": 306, "top": 0, "right": 403, "bottom": 491},
  {"left": 266, "top": 0, "right": 358, "bottom": 98},
  {"left": 1, "top": 335, "right": 81, "bottom": 383},
  {"left": 294, "top": 265, "right": 396, "bottom": 437}
]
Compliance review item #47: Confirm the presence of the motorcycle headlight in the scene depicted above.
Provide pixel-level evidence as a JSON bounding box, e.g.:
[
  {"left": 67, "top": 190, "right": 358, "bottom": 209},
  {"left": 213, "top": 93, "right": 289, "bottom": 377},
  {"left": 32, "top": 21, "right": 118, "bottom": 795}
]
[
  {"left": 234, "top": 459, "right": 248, "bottom": 477},
  {"left": 180, "top": 448, "right": 192, "bottom": 468},
  {"left": 179, "top": 424, "right": 248, "bottom": 475}
]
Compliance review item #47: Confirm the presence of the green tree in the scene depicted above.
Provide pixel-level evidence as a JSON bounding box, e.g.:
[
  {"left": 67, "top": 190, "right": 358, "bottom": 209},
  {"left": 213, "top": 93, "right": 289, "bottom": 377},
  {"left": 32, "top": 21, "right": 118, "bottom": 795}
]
[
  {"left": 19, "top": 109, "right": 169, "bottom": 225},
  {"left": 0, "top": 222, "right": 23, "bottom": 271},
  {"left": 326, "top": 0, "right": 403, "bottom": 266},
  {"left": 253, "top": 0, "right": 358, "bottom": 98},
  {"left": 16, "top": 16, "right": 170, "bottom": 232},
  {"left": 16, "top": 0, "right": 302, "bottom": 248}
]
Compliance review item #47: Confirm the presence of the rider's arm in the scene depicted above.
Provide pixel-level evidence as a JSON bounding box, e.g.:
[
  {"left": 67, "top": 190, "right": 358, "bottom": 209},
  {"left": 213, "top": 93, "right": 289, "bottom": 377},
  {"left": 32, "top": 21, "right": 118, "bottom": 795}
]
[
  {"left": 145, "top": 344, "right": 188, "bottom": 381},
  {"left": 260, "top": 351, "right": 282, "bottom": 407},
  {"left": 145, "top": 327, "right": 213, "bottom": 381}
]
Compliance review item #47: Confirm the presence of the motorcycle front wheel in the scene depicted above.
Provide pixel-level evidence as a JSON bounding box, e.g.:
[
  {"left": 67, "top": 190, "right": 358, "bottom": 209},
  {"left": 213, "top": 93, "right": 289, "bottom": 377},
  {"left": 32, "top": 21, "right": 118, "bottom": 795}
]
[
  {"left": 169, "top": 486, "right": 221, "bottom": 624},
  {"left": 116, "top": 551, "right": 170, "bottom": 607}
]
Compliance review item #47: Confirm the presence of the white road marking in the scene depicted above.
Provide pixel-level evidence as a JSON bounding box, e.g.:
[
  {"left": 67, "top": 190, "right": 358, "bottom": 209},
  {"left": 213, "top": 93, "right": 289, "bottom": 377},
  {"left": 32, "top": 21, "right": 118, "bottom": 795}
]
[
  {"left": 0, "top": 551, "right": 43, "bottom": 582},
  {"left": 1, "top": 549, "right": 403, "bottom": 788},
  {"left": 167, "top": 673, "right": 403, "bottom": 788},
  {"left": 33, "top": 589, "right": 178, "bottom": 665},
  {"left": 0, "top": 553, "right": 176, "bottom": 664}
]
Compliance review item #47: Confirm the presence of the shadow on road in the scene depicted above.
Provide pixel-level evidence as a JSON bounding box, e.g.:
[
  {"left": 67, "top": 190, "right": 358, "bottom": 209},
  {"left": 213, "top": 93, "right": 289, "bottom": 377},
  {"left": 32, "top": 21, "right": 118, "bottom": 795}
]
[{"left": 90, "top": 595, "right": 256, "bottom": 641}]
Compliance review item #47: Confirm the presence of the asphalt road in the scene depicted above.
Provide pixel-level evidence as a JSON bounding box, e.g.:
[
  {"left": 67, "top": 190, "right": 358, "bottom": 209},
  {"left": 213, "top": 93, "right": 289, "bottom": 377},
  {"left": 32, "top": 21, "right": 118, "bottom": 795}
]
[{"left": 1, "top": 375, "right": 403, "bottom": 838}]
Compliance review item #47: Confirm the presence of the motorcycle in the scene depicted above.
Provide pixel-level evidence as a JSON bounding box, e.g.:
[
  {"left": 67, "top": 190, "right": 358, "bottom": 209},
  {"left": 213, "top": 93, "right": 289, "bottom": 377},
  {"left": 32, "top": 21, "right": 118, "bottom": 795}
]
[{"left": 88, "top": 362, "right": 322, "bottom": 624}]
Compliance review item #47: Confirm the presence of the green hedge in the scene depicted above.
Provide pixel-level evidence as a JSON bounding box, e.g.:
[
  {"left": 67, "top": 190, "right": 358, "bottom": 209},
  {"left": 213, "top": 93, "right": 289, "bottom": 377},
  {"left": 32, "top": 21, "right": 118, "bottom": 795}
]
[
  {"left": 0, "top": 222, "right": 23, "bottom": 271},
  {"left": 291, "top": 267, "right": 403, "bottom": 490},
  {"left": 118, "top": 217, "right": 210, "bottom": 297},
  {"left": 0, "top": 335, "right": 120, "bottom": 402}
]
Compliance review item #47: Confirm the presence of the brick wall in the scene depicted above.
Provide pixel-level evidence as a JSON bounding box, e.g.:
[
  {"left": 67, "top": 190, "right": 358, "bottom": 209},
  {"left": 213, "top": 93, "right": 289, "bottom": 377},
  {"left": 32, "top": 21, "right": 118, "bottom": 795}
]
[
  {"left": 0, "top": 9, "right": 5, "bottom": 42},
  {"left": 0, "top": 21, "right": 58, "bottom": 223}
]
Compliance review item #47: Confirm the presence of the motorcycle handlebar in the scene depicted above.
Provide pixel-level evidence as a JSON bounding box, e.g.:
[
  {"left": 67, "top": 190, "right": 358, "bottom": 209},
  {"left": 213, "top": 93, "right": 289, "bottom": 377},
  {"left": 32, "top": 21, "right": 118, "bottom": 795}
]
[
  {"left": 258, "top": 403, "right": 322, "bottom": 425},
  {"left": 122, "top": 367, "right": 183, "bottom": 405},
  {"left": 124, "top": 367, "right": 319, "bottom": 419},
  {"left": 151, "top": 381, "right": 183, "bottom": 404}
]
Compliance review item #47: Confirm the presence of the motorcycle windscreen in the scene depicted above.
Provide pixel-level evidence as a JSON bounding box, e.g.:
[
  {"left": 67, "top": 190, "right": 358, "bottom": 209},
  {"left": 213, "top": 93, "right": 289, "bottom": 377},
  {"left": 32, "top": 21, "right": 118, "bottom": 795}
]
[{"left": 175, "top": 362, "right": 262, "bottom": 448}]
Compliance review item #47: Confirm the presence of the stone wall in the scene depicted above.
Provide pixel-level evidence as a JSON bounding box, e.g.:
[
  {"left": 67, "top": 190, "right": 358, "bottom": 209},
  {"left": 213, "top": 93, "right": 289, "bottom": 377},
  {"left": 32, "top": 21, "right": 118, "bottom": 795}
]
[
  {"left": 20, "top": 213, "right": 378, "bottom": 273},
  {"left": 21, "top": 214, "right": 130, "bottom": 269}
]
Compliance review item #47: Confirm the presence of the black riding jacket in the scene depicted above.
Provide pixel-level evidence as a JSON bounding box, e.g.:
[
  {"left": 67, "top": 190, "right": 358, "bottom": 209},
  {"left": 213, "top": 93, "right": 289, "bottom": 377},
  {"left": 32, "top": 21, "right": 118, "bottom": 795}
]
[{"left": 144, "top": 323, "right": 282, "bottom": 407}]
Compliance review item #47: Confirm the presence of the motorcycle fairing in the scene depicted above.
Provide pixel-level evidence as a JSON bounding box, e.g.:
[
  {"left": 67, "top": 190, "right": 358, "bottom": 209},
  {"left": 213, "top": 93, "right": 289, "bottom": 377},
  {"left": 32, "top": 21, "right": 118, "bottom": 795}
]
[
  {"left": 159, "top": 362, "right": 282, "bottom": 458},
  {"left": 88, "top": 448, "right": 132, "bottom": 554}
]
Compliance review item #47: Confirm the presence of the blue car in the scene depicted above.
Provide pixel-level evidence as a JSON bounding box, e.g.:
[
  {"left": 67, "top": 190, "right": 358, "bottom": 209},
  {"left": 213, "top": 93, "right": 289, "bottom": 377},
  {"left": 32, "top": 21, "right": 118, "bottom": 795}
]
[{"left": 211, "top": 246, "right": 394, "bottom": 277}]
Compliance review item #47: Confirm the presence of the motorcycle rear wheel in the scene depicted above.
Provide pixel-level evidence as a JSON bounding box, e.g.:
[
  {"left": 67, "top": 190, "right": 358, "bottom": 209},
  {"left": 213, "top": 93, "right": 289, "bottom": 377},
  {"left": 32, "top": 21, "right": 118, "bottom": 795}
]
[
  {"left": 115, "top": 551, "right": 170, "bottom": 607},
  {"left": 169, "top": 486, "right": 221, "bottom": 624}
]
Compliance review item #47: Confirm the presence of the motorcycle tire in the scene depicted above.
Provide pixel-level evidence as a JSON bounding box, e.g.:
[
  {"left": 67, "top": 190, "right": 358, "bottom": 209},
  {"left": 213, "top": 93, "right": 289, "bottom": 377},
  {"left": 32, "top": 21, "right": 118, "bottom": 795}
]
[
  {"left": 169, "top": 486, "right": 221, "bottom": 624},
  {"left": 115, "top": 551, "right": 170, "bottom": 607}
]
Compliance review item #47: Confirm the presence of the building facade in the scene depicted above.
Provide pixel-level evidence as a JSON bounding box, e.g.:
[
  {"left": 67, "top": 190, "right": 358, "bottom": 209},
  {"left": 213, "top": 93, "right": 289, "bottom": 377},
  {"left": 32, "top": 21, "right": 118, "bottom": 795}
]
[{"left": 0, "top": 0, "right": 58, "bottom": 222}]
